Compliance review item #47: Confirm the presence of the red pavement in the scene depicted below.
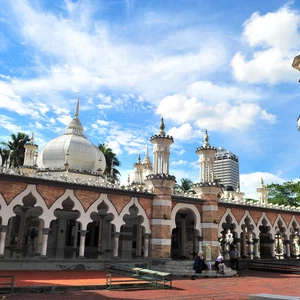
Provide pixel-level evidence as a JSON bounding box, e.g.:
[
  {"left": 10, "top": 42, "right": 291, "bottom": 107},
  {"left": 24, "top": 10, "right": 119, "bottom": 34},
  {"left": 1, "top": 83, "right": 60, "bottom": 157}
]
[{"left": 1, "top": 269, "right": 300, "bottom": 300}]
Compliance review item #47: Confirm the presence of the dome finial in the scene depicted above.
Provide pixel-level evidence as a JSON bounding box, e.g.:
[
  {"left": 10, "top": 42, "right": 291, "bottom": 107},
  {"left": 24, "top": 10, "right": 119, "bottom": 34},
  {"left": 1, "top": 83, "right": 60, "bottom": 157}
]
[
  {"left": 159, "top": 117, "right": 165, "bottom": 135},
  {"left": 30, "top": 132, "right": 35, "bottom": 145},
  {"left": 75, "top": 95, "right": 79, "bottom": 118},
  {"left": 261, "top": 177, "right": 264, "bottom": 188},
  {"left": 203, "top": 129, "right": 210, "bottom": 147}
]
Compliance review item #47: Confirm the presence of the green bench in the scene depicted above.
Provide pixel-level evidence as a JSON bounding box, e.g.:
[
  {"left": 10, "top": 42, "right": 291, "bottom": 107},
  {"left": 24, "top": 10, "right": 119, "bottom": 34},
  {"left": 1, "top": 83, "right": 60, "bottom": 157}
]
[{"left": 104, "top": 264, "right": 172, "bottom": 290}]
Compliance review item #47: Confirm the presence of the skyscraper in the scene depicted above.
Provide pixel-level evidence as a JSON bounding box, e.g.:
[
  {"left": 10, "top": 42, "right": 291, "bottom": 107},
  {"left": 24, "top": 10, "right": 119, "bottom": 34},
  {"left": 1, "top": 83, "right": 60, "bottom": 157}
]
[{"left": 213, "top": 147, "right": 239, "bottom": 189}]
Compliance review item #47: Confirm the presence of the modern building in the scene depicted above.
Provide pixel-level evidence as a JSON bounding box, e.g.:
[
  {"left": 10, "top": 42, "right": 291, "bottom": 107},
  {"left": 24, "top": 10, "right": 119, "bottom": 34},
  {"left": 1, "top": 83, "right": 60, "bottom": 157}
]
[{"left": 213, "top": 148, "right": 239, "bottom": 189}]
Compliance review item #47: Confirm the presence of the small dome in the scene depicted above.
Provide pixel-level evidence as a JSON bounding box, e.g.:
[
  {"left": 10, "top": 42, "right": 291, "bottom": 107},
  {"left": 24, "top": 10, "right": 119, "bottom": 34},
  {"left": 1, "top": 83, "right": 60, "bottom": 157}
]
[{"left": 37, "top": 99, "right": 106, "bottom": 173}]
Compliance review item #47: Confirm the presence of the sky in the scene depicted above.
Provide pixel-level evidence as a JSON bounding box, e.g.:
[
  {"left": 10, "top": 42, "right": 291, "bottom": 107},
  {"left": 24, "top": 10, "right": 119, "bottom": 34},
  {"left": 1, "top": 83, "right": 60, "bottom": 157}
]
[{"left": 0, "top": 0, "right": 300, "bottom": 199}]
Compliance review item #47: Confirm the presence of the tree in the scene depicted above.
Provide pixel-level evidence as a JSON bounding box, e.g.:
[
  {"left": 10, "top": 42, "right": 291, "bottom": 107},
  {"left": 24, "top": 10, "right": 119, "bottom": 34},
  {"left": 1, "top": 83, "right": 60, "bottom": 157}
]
[
  {"left": 0, "top": 147, "right": 10, "bottom": 166},
  {"left": 0, "top": 132, "right": 30, "bottom": 167},
  {"left": 266, "top": 181, "right": 300, "bottom": 207},
  {"left": 98, "top": 143, "right": 121, "bottom": 180},
  {"left": 173, "top": 178, "right": 195, "bottom": 194}
]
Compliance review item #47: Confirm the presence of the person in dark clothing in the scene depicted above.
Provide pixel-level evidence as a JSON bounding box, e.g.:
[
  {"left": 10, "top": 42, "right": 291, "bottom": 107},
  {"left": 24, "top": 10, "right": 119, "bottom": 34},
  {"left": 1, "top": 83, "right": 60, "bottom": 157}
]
[
  {"left": 192, "top": 251, "right": 208, "bottom": 279},
  {"left": 230, "top": 245, "right": 239, "bottom": 271}
]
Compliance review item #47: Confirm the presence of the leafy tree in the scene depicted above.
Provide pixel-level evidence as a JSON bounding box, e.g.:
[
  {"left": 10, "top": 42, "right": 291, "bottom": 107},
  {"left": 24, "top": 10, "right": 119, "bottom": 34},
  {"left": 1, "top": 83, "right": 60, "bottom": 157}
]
[
  {"left": 0, "top": 147, "right": 10, "bottom": 166},
  {"left": 98, "top": 143, "right": 121, "bottom": 180},
  {"left": 0, "top": 132, "right": 30, "bottom": 167},
  {"left": 266, "top": 181, "right": 300, "bottom": 207},
  {"left": 173, "top": 178, "right": 195, "bottom": 194}
]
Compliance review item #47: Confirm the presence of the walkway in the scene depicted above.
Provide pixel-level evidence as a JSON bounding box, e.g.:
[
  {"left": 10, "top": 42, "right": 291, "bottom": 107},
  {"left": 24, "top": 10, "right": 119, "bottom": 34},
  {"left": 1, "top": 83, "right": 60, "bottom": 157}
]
[{"left": 1, "top": 269, "right": 300, "bottom": 299}]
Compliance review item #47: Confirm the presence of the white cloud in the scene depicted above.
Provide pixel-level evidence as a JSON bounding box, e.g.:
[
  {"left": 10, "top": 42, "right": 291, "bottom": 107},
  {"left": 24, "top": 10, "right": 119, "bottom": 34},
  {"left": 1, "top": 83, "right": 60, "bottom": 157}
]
[
  {"left": 168, "top": 123, "right": 202, "bottom": 141},
  {"left": 157, "top": 87, "right": 275, "bottom": 132},
  {"left": 171, "top": 159, "right": 189, "bottom": 166},
  {"left": 231, "top": 6, "right": 300, "bottom": 84},
  {"left": 240, "top": 172, "right": 285, "bottom": 199}
]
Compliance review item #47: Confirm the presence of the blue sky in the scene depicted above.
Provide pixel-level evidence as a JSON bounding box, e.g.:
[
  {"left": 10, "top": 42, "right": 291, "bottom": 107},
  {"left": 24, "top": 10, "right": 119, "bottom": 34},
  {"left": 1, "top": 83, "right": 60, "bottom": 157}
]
[{"left": 0, "top": 0, "right": 300, "bottom": 199}]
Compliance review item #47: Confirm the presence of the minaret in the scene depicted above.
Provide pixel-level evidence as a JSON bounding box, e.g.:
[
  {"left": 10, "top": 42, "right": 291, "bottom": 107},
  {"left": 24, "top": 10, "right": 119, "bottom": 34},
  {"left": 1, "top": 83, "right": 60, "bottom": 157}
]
[
  {"left": 193, "top": 130, "right": 221, "bottom": 259},
  {"left": 145, "top": 118, "right": 176, "bottom": 259},
  {"left": 133, "top": 155, "right": 143, "bottom": 184},
  {"left": 256, "top": 178, "right": 269, "bottom": 205},
  {"left": 23, "top": 133, "right": 38, "bottom": 167},
  {"left": 20, "top": 133, "right": 38, "bottom": 176}
]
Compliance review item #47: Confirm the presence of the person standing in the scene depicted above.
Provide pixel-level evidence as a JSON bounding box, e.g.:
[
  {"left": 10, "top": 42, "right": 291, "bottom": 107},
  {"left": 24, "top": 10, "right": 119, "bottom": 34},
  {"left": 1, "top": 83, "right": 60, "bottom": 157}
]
[{"left": 230, "top": 245, "right": 239, "bottom": 271}]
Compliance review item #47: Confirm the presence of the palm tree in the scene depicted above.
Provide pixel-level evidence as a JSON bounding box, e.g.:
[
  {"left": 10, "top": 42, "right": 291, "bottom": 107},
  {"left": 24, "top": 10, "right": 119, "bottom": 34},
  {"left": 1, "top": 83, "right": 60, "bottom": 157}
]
[
  {"left": 98, "top": 143, "right": 121, "bottom": 180},
  {"left": 173, "top": 178, "right": 195, "bottom": 194},
  {"left": 0, "top": 147, "right": 10, "bottom": 166},
  {"left": 0, "top": 132, "right": 30, "bottom": 167}
]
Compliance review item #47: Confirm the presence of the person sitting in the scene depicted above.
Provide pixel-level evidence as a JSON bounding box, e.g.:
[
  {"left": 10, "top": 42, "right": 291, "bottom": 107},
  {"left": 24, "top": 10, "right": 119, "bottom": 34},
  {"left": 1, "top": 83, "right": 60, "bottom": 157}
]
[
  {"left": 192, "top": 251, "right": 208, "bottom": 279},
  {"left": 230, "top": 245, "right": 239, "bottom": 271},
  {"left": 214, "top": 255, "right": 225, "bottom": 274}
]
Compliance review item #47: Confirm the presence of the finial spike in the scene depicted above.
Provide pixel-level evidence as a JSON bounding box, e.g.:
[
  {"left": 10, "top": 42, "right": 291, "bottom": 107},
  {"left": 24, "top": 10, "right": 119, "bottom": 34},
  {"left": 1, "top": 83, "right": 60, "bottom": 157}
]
[
  {"left": 159, "top": 117, "right": 165, "bottom": 135},
  {"left": 75, "top": 96, "right": 79, "bottom": 118}
]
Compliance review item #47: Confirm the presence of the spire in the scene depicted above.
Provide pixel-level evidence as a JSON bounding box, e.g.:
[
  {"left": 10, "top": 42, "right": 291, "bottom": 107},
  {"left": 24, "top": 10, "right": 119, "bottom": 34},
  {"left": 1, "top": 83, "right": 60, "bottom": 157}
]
[
  {"left": 64, "top": 97, "right": 85, "bottom": 137},
  {"left": 137, "top": 154, "right": 141, "bottom": 164},
  {"left": 261, "top": 177, "right": 264, "bottom": 188},
  {"left": 30, "top": 132, "right": 35, "bottom": 145},
  {"left": 159, "top": 117, "right": 165, "bottom": 135},
  {"left": 75, "top": 96, "right": 79, "bottom": 118},
  {"left": 203, "top": 129, "right": 210, "bottom": 147}
]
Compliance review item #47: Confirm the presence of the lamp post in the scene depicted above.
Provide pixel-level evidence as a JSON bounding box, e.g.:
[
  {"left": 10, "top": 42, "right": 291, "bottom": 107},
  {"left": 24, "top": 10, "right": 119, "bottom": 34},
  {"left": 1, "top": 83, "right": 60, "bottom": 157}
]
[{"left": 291, "top": 55, "right": 300, "bottom": 131}]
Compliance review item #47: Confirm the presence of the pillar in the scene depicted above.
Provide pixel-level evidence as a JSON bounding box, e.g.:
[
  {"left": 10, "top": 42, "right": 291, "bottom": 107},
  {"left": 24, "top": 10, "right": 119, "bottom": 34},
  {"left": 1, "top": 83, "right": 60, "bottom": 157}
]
[
  {"left": 78, "top": 230, "right": 87, "bottom": 258},
  {"left": 270, "top": 239, "right": 275, "bottom": 258},
  {"left": 143, "top": 233, "right": 151, "bottom": 258},
  {"left": 113, "top": 232, "right": 121, "bottom": 259},
  {"left": 136, "top": 216, "right": 142, "bottom": 257},
  {"left": 17, "top": 208, "right": 28, "bottom": 249},
  {"left": 0, "top": 226, "right": 8, "bottom": 258},
  {"left": 40, "top": 228, "right": 51, "bottom": 258},
  {"left": 285, "top": 240, "right": 291, "bottom": 259},
  {"left": 253, "top": 238, "right": 260, "bottom": 259},
  {"left": 180, "top": 216, "right": 186, "bottom": 257},
  {"left": 97, "top": 219, "right": 103, "bottom": 252}
]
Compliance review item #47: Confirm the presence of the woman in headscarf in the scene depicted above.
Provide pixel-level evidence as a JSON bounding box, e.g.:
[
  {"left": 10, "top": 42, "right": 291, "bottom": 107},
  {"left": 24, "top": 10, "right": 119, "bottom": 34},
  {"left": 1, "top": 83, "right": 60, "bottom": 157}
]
[
  {"left": 192, "top": 251, "right": 208, "bottom": 279},
  {"left": 214, "top": 255, "right": 225, "bottom": 274}
]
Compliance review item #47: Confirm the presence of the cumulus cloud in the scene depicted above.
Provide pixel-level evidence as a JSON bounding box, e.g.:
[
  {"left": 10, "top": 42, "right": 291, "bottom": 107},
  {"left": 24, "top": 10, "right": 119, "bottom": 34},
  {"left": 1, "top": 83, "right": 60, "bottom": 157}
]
[
  {"left": 240, "top": 172, "right": 285, "bottom": 199},
  {"left": 231, "top": 6, "right": 300, "bottom": 84},
  {"left": 157, "top": 81, "right": 275, "bottom": 132},
  {"left": 168, "top": 123, "right": 202, "bottom": 141}
]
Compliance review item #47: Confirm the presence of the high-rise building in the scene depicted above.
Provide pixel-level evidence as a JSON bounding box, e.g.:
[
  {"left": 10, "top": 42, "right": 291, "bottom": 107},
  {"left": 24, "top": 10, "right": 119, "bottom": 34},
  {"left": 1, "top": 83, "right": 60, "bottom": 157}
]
[{"left": 213, "top": 147, "right": 239, "bottom": 189}]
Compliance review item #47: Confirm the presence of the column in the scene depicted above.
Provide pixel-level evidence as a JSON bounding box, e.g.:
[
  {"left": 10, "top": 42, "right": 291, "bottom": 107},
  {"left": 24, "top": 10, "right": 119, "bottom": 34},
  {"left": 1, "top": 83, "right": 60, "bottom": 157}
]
[
  {"left": 73, "top": 221, "right": 79, "bottom": 249},
  {"left": 143, "top": 233, "right": 151, "bottom": 258},
  {"left": 180, "top": 216, "right": 186, "bottom": 257},
  {"left": 40, "top": 228, "right": 51, "bottom": 258},
  {"left": 36, "top": 219, "right": 43, "bottom": 255},
  {"left": 136, "top": 217, "right": 142, "bottom": 257},
  {"left": 97, "top": 219, "right": 103, "bottom": 252},
  {"left": 270, "top": 239, "right": 275, "bottom": 259},
  {"left": 78, "top": 230, "right": 87, "bottom": 259},
  {"left": 17, "top": 208, "right": 28, "bottom": 249},
  {"left": 285, "top": 240, "right": 291, "bottom": 259},
  {"left": 253, "top": 239, "right": 260, "bottom": 259},
  {"left": 0, "top": 226, "right": 8, "bottom": 258},
  {"left": 249, "top": 233, "right": 254, "bottom": 260},
  {"left": 242, "top": 232, "right": 247, "bottom": 258},
  {"left": 112, "top": 232, "right": 120, "bottom": 259},
  {"left": 197, "top": 236, "right": 203, "bottom": 254},
  {"left": 235, "top": 238, "right": 241, "bottom": 258}
]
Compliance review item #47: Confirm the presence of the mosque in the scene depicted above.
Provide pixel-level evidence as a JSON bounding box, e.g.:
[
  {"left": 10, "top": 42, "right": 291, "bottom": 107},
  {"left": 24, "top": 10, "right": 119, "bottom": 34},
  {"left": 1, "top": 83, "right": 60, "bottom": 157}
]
[{"left": 0, "top": 100, "right": 299, "bottom": 270}]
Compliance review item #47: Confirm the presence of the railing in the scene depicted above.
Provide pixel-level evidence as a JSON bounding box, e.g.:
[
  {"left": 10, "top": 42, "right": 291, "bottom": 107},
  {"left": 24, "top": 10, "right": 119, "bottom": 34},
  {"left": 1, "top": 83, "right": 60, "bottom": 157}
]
[{"left": 249, "top": 261, "right": 300, "bottom": 274}]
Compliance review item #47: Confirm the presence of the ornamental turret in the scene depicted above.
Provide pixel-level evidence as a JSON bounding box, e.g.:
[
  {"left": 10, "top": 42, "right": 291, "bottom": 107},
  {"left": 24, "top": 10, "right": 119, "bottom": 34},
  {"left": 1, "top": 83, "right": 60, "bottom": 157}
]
[{"left": 256, "top": 177, "right": 269, "bottom": 205}]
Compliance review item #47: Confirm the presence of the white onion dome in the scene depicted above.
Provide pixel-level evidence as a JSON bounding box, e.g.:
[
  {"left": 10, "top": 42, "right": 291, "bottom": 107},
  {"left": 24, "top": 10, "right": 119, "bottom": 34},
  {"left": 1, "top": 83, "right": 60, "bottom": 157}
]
[{"left": 37, "top": 100, "right": 106, "bottom": 173}]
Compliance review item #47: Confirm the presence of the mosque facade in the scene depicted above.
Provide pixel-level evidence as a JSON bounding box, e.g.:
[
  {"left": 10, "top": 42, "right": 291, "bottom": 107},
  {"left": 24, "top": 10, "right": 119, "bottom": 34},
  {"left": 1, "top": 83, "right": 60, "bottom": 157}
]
[{"left": 0, "top": 100, "right": 299, "bottom": 270}]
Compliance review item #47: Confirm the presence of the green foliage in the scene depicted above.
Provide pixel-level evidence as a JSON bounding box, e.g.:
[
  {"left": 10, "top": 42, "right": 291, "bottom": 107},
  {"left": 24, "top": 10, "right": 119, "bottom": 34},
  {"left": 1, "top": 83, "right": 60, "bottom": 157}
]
[
  {"left": 98, "top": 143, "right": 121, "bottom": 180},
  {"left": 266, "top": 181, "right": 300, "bottom": 207},
  {"left": 0, "top": 147, "right": 10, "bottom": 166},
  {"left": 245, "top": 198, "right": 258, "bottom": 202},
  {"left": 173, "top": 178, "right": 195, "bottom": 194},
  {"left": 0, "top": 132, "right": 30, "bottom": 167}
]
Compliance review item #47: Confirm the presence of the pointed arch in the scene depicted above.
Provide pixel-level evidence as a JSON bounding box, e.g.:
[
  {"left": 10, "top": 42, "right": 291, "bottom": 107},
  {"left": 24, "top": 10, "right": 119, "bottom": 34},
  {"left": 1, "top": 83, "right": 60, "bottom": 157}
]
[
  {"left": 118, "top": 197, "right": 151, "bottom": 233},
  {"left": 48, "top": 189, "right": 86, "bottom": 229},
  {"left": 3, "top": 184, "right": 49, "bottom": 226},
  {"left": 238, "top": 210, "right": 259, "bottom": 237},
  {"left": 218, "top": 208, "right": 238, "bottom": 236},
  {"left": 287, "top": 216, "right": 300, "bottom": 239},
  {"left": 273, "top": 214, "right": 288, "bottom": 237},
  {"left": 257, "top": 212, "right": 274, "bottom": 236},
  {"left": 86, "top": 193, "right": 119, "bottom": 230}
]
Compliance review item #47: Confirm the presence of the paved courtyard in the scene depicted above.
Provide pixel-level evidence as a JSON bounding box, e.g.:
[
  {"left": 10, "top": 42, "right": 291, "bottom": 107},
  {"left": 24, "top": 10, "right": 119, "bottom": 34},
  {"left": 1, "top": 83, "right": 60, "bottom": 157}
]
[{"left": 2, "top": 270, "right": 300, "bottom": 300}]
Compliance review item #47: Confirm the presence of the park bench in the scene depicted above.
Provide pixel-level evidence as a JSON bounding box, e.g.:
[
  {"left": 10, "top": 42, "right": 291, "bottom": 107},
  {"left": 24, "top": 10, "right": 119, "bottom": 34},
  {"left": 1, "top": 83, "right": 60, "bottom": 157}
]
[
  {"left": 104, "top": 263, "right": 172, "bottom": 290},
  {"left": 0, "top": 275, "right": 14, "bottom": 296}
]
